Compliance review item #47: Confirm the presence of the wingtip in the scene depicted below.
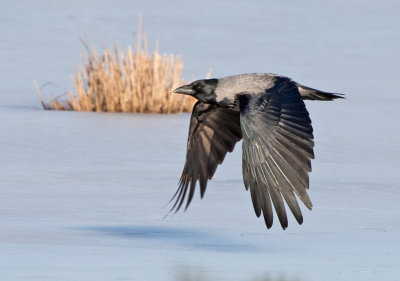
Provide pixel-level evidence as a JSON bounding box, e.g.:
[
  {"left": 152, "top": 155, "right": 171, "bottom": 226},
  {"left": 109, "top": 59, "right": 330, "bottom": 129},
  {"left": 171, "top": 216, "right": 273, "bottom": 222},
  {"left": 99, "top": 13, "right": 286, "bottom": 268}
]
[
  {"left": 280, "top": 221, "right": 288, "bottom": 230},
  {"left": 296, "top": 215, "right": 304, "bottom": 225},
  {"left": 200, "top": 188, "right": 206, "bottom": 199},
  {"left": 264, "top": 215, "right": 273, "bottom": 229}
]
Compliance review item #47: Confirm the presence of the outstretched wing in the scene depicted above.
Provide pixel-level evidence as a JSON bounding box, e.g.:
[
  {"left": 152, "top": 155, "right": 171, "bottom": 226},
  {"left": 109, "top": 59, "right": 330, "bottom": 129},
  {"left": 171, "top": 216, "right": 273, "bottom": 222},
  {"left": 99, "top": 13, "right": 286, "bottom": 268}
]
[
  {"left": 171, "top": 101, "right": 242, "bottom": 211},
  {"left": 239, "top": 77, "right": 314, "bottom": 229}
]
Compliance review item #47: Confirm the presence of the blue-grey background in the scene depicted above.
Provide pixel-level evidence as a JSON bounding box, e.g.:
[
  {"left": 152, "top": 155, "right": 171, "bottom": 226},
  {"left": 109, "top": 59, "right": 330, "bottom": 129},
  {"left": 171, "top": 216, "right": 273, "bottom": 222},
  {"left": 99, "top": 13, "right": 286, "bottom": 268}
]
[{"left": 1, "top": 1, "right": 399, "bottom": 280}]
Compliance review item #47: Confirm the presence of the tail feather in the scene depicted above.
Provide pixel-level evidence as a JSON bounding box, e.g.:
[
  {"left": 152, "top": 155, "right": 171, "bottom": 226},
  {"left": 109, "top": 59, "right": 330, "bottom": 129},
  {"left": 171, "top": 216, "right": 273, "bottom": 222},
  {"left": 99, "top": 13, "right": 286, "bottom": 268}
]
[{"left": 296, "top": 83, "right": 345, "bottom": 101}]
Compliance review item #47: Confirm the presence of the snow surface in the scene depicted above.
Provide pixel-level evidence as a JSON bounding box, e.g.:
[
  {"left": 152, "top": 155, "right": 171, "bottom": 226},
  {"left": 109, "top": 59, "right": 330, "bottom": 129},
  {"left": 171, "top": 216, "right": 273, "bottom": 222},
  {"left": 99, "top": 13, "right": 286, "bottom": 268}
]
[{"left": 1, "top": 1, "right": 400, "bottom": 280}]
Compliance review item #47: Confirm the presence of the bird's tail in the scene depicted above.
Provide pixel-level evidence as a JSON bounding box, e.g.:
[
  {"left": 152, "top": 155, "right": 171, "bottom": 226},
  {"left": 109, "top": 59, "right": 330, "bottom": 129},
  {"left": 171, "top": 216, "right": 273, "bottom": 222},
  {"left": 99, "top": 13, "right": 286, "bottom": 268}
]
[{"left": 296, "top": 83, "right": 345, "bottom": 101}]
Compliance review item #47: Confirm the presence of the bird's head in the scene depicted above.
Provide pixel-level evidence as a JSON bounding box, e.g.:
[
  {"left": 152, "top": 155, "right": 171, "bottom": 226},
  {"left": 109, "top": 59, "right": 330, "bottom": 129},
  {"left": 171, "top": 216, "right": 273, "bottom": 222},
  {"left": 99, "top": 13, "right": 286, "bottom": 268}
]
[{"left": 173, "top": 79, "right": 218, "bottom": 103}]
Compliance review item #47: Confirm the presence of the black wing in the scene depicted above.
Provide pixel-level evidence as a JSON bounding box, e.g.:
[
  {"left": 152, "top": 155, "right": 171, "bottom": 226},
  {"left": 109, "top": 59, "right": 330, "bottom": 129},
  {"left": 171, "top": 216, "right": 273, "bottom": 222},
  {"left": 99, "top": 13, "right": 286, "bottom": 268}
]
[
  {"left": 171, "top": 101, "right": 242, "bottom": 211},
  {"left": 239, "top": 77, "right": 314, "bottom": 229}
]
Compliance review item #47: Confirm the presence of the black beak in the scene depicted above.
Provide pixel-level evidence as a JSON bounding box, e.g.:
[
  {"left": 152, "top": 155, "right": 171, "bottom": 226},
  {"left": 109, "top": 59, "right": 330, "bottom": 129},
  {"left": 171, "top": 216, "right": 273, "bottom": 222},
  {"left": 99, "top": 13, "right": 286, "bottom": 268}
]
[{"left": 173, "top": 85, "right": 195, "bottom": 95}]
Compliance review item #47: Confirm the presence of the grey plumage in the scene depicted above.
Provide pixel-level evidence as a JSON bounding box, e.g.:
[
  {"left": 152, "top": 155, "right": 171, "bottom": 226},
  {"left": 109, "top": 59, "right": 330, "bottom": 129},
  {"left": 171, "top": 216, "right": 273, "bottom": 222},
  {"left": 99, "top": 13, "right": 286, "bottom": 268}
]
[{"left": 172, "top": 73, "right": 344, "bottom": 229}]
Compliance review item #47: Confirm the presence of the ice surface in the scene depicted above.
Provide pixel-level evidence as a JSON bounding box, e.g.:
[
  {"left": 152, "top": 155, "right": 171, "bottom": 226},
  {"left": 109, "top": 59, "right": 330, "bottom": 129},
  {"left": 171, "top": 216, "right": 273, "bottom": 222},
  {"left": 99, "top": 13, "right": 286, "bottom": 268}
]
[{"left": 1, "top": 1, "right": 400, "bottom": 280}]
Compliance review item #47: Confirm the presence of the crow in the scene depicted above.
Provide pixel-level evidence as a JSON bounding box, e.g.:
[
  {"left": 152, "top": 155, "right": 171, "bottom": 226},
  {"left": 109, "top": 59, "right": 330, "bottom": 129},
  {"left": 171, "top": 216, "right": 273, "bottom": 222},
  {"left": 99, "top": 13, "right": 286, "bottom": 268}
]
[{"left": 171, "top": 73, "right": 343, "bottom": 229}]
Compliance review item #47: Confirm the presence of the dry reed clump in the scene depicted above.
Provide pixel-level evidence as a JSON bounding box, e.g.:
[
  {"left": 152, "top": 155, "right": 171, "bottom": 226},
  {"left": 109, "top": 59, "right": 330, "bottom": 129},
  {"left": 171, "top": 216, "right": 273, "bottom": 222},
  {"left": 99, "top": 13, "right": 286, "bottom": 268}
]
[{"left": 36, "top": 26, "right": 196, "bottom": 113}]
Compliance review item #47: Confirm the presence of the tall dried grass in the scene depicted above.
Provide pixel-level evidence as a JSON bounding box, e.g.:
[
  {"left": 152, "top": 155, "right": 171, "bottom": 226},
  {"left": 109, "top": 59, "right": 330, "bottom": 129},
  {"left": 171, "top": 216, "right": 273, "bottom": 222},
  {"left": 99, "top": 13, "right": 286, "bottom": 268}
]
[{"left": 36, "top": 24, "right": 196, "bottom": 113}]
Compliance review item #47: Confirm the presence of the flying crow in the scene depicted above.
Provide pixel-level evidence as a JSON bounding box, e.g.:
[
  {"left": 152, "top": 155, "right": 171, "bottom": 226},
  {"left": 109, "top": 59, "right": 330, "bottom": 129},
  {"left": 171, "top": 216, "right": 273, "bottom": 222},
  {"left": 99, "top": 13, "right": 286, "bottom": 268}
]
[{"left": 172, "top": 73, "right": 343, "bottom": 229}]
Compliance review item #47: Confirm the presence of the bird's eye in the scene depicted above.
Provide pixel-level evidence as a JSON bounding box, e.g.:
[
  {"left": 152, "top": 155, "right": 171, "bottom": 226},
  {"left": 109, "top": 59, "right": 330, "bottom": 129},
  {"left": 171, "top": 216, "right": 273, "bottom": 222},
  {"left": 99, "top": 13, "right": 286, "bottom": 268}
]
[{"left": 195, "top": 84, "right": 203, "bottom": 92}]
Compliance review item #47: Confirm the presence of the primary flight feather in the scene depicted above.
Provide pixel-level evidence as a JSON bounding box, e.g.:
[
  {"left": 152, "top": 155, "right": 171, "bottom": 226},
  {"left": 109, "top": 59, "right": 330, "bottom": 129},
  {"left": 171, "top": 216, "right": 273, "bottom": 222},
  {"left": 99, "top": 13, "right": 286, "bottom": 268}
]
[{"left": 172, "top": 73, "right": 343, "bottom": 229}]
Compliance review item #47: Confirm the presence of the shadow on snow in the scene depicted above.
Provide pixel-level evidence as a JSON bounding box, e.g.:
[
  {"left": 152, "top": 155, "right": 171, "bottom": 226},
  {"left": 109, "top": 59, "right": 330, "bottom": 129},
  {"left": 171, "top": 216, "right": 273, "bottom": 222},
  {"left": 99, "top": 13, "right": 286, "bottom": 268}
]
[{"left": 75, "top": 225, "right": 262, "bottom": 253}]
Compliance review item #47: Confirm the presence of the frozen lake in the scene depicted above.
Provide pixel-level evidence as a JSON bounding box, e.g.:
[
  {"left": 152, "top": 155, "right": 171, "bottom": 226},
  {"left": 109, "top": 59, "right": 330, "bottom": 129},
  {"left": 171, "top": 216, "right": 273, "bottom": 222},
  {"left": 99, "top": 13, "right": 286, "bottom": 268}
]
[{"left": 1, "top": 1, "right": 400, "bottom": 280}]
